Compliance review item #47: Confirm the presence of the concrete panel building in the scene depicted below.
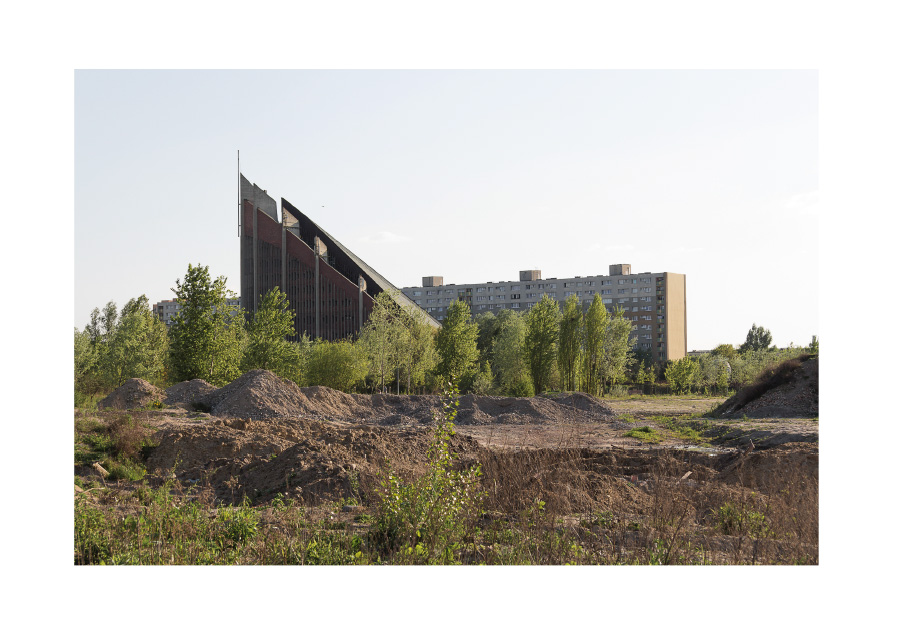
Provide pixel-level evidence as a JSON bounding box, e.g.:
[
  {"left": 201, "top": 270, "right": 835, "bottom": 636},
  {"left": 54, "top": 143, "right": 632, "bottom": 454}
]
[
  {"left": 240, "top": 175, "right": 439, "bottom": 341},
  {"left": 401, "top": 264, "right": 687, "bottom": 363},
  {"left": 152, "top": 297, "right": 241, "bottom": 326}
]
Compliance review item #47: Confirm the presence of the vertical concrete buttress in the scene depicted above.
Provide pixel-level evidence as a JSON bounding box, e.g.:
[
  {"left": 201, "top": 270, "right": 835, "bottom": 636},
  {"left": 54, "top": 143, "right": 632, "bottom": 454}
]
[{"left": 358, "top": 275, "right": 367, "bottom": 334}]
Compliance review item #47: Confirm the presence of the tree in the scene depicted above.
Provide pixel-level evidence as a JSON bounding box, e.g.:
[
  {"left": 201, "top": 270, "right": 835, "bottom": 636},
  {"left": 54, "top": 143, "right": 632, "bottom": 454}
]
[
  {"left": 665, "top": 356, "right": 697, "bottom": 395},
  {"left": 809, "top": 335, "right": 819, "bottom": 355},
  {"left": 600, "top": 306, "right": 635, "bottom": 393},
  {"left": 105, "top": 295, "right": 169, "bottom": 386},
  {"left": 360, "top": 291, "right": 405, "bottom": 393},
  {"left": 169, "top": 264, "right": 245, "bottom": 385},
  {"left": 434, "top": 300, "right": 480, "bottom": 388},
  {"left": 395, "top": 311, "right": 438, "bottom": 394},
  {"left": 474, "top": 311, "right": 501, "bottom": 368},
  {"left": 305, "top": 339, "right": 368, "bottom": 393},
  {"left": 712, "top": 343, "right": 737, "bottom": 361},
  {"left": 524, "top": 295, "right": 560, "bottom": 395},
  {"left": 738, "top": 323, "right": 773, "bottom": 353},
  {"left": 581, "top": 294, "right": 610, "bottom": 396},
  {"left": 242, "top": 287, "right": 301, "bottom": 377},
  {"left": 492, "top": 310, "right": 533, "bottom": 396},
  {"left": 557, "top": 295, "right": 583, "bottom": 392}
]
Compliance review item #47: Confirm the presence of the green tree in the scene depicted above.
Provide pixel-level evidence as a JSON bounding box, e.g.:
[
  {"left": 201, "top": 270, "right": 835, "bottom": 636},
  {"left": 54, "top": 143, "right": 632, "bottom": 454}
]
[
  {"left": 396, "top": 311, "right": 438, "bottom": 394},
  {"left": 360, "top": 291, "right": 405, "bottom": 393},
  {"left": 581, "top": 295, "right": 610, "bottom": 396},
  {"left": 305, "top": 339, "right": 369, "bottom": 393},
  {"left": 557, "top": 295, "right": 583, "bottom": 392},
  {"left": 524, "top": 295, "right": 561, "bottom": 395},
  {"left": 665, "top": 356, "right": 697, "bottom": 395},
  {"left": 242, "top": 287, "right": 301, "bottom": 377},
  {"left": 474, "top": 311, "right": 501, "bottom": 368},
  {"left": 712, "top": 343, "right": 737, "bottom": 361},
  {"left": 169, "top": 264, "right": 245, "bottom": 385},
  {"left": 434, "top": 300, "right": 480, "bottom": 388},
  {"left": 74, "top": 327, "right": 101, "bottom": 399},
  {"left": 491, "top": 310, "right": 533, "bottom": 396},
  {"left": 104, "top": 295, "right": 169, "bottom": 386},
  {"left": 738, "top": 323, "right": 773, "bottom": 353},
  {"left": 601, "top": 307, "right": 635, "bottom": 393},
  {"left": 809, "top": 335, "right": 819, "bottom": 355}
]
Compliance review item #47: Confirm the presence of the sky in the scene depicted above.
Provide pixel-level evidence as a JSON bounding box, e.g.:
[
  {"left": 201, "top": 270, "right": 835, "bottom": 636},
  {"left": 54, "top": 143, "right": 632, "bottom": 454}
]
[{"left": 75, "top": 70, "right": 817, "bottom": 351}]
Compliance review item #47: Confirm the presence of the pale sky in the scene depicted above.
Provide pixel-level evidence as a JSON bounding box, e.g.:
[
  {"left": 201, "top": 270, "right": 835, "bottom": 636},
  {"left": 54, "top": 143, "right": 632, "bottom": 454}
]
[{"left": 75, "top": 70, "right": 817, "bottom": 350}]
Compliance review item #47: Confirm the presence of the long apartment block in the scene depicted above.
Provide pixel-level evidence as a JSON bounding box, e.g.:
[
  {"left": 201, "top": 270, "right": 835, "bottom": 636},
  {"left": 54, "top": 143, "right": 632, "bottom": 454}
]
[{"left": 401, "top": 264, "right": 686, "bottom": 363}]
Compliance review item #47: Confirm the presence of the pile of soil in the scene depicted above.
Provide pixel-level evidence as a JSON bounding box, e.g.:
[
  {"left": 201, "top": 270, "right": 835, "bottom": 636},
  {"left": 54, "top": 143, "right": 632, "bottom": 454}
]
[
  {"left": 164, "top": 379, "right": 218, "bottom": 409},
  {"left": 176, "top": 370, "right": 618, "bottom": 428},
  {"left": 98, "top": 378, "right": 165, "bottom": 410},
  {"left": 711, "top": 356, "right": 818, "bottom": 418}
]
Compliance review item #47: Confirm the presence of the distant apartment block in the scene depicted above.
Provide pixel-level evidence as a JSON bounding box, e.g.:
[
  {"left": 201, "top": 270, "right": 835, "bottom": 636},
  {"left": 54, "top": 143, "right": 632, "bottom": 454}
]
[
  {"left": 401, "top": 264, "right": 687, "bottom": 363},
  {"left": 152, "top": 297, "right": 241, "bottom": 326}
]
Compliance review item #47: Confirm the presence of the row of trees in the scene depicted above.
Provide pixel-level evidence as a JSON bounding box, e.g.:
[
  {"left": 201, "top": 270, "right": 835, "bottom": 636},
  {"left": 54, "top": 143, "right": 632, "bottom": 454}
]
[{"left": 75, "top": 263, "right": 819, "bottom": 401}]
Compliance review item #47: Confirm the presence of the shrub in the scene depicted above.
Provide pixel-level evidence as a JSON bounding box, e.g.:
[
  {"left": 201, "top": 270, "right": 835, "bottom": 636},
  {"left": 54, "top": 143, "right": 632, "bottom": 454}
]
[{"left": 370, "top": 383, "right": 485, "bottom": 563}]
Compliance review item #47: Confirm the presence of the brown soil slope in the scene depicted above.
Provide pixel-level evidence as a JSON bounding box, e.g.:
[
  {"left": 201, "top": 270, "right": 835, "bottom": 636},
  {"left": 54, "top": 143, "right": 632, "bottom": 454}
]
[
  {"left": 712, "top": 356, "right": 818, "bottom": 418},
  {"left": 98, "top": 378, "right": 165, "bottom": 410}
]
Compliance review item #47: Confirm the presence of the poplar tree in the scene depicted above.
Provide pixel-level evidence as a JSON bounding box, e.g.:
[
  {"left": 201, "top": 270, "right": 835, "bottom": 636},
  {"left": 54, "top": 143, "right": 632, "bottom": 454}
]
[
  {"left": 581, "top": 294, "right": 609, "bottom": 396},
  {"left": 435, "top": 299, "right": 480, "bottom": 386},
  {"left": 524, "top": 294, "right": 560, "bottom": 395},
  {"left": 557, "top": 295, "right": 583, "bottom": 392}
]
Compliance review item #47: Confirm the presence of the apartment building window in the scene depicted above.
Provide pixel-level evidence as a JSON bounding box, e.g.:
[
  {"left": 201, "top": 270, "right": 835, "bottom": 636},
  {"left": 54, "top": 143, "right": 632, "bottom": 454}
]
[
  {"left": 538, "top": 284, "right": 545, "bottom": 289},
  {"left": 641, "top": 287, "right": 651, "bottom": 292},
  {"left": 511, "top": 293, "right": 521, "bottom": 299},
  {"left": 632, "top": 288, "right": 639, "bottom": 293},
  {"left": 488, "top": 304, "right": 495, "bottom": 309},
  {"left": 527, "top": 302, "right": 535, "bottom": 308},
  {"left": 512, "top": 303, "right": 520, "bottom": 308},
  {"left": 476, "top": 296, "right": 486, "bottom": 301},
  {"left": 602, "top": 280, "right": 612, "bottom": 286},
  {"left": 412, "top": 291, "right": 422, "bottom": 296},
  {"left": 426, "top": 290, "right": 436, "bottom": 295},
  {"left": 587, "top": 281, "right": 595, "bottom": 286},
  {"left": 603, "top": 298, "right": 612, "bottom": 304},
  {"left": 497, "top": 286, "right": 506, "bottom": 291},
  {"left": 511, "top": 285, "right": 521, "bottom": 290},
  {"left": 497, "top": 295, "right": 506, "bottom": 300},
  {"left": 618, "top": 280, "right": 627, "bottom": 285},
  {"left": 577, "top": 282, "right": 583, "bottom": 287},
  {"left": 426, "top": 299, "right": 435, "bottom": 304},
  {"left": 548, "top": 292, "right": 556, "bottom": 297},
  {"left": 550, "top": 283, "right": 557, "bottom": 289},
  {"left": 477, "top": 287, "right": 486, "bottom": 292}
]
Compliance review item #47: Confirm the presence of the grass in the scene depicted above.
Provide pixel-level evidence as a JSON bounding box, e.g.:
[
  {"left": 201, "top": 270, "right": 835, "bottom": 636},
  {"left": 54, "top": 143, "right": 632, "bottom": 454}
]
[
  {"left": 74, "top": 402, "right": 817, "bottom": 565},
  {"left": 623, "top": 426, "right": 664, "bottom": 443}
]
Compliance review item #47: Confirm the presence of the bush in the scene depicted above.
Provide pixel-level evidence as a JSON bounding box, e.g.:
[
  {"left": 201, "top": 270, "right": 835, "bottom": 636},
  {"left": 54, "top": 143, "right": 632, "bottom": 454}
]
[{"left": 370, "top": 384, "right": 485, "bottom": 563}]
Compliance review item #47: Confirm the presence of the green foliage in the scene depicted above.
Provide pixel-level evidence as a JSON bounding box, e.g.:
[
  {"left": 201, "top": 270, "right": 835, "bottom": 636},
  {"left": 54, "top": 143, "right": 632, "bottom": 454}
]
[
  {"left": 77, "top": 296, "right": 169, "bottom": 395},
  {"left": 169, "top": 264, "right": 245, "bottom": 385},
  {"left": 580, "top": 294, "right": 609, "bottom": 396},
  {"left": 305, "top": 339, "right": 369, "bottom": 392},
  {"left": 738, "top": 323, "right": 773, "bottom": 353},
  {"left": 434, "top": 300, "right": 480, "bottom": 389},
  {"left": 712, "top": 343, "right": 737, "bottom": 361},
  {"left": 601, "top": 306, "right": 635, "bottom": 394},
  {"left": 557, "top": 295, "right": 583, "bottom": 392},
  {"left": 359, "top": 291, "right": 405, "bottom": 392},
  {"left": 524, "top": 295, "right": 561, "bottom": 395},
  {"left": 809, "top": 335, "right": 819, "bottom": 355},
  {"left": 395, "top": 310, "right": 438, "bottom": 394},
  {"left": 491, "top": 310, "right": 533, "bottom": 396},
  {"left": 370, "top": 384, "right": 485, "bottom": 563},
  {"left": 716, "top": 502, "right": 770, "bottom": 538},
  {"left": 623, "top": 426, "right": 663, "bottom": 443},
  {"left": 665, "top": 356, "right": 697, "bottom": 395},
  {"left": 242, "top": 287, "right": 301, "bottom": 377}
]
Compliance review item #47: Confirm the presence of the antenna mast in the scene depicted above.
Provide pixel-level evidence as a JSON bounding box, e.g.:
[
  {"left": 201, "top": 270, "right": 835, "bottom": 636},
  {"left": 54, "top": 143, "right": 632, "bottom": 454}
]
[{"left": 237, "top": 150, "right": 241, "bottom": 237}]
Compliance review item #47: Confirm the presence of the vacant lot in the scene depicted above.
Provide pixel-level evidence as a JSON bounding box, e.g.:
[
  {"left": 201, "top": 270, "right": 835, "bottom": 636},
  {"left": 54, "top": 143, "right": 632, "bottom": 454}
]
[{"left": 75, "top": 376, "right": 818, "bottom": 565}]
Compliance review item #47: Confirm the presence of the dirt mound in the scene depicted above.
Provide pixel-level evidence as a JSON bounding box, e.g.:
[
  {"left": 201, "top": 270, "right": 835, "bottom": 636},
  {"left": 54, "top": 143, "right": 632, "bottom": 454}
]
[
  {"left": 164, "top": 379, "right": 218, "bottom": 409},
  {"left": 711, "top": 356, "right": 818, "bottom": 418},
  {"left": 202, "top": 370, "right": 313, "bottom": 419},
  {"left": 98, "top": 378, "right": 165, "bottom": 410},
  {"left": 148, "top": 416, "right": 481, "bottom": 505}
]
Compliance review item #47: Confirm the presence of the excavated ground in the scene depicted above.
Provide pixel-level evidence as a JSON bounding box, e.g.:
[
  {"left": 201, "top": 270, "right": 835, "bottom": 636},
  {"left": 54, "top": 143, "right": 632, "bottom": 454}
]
[{"left": 86, "top": 370, "right": 819, "bottom": 510}]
